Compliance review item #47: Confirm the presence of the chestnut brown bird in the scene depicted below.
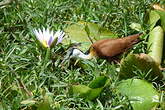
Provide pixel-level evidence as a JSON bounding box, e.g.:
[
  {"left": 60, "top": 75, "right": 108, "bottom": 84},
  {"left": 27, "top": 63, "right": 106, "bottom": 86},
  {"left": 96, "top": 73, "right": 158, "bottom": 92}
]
[{"left": 64, "top": 33, "right": 143, "bottom": 62}]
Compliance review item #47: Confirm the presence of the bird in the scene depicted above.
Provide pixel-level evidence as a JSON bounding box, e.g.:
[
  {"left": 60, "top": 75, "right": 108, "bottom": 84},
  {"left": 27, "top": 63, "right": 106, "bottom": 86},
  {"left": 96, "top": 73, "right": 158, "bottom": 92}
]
[{"left": 63, "top": 33, "right": 143, "bottom": 63}]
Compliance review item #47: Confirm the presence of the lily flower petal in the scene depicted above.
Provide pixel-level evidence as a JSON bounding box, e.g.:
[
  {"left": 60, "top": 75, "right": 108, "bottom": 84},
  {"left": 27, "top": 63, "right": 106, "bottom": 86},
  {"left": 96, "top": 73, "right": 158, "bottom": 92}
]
[
  {"left": 56, "top": 30, "right": 65, "bottom": 44},
  {"left": 33, "top": 28, "right": 65, "bottom": 48},
  {"left": 48, "top": 36, "right": 53, "bottom": 46}
]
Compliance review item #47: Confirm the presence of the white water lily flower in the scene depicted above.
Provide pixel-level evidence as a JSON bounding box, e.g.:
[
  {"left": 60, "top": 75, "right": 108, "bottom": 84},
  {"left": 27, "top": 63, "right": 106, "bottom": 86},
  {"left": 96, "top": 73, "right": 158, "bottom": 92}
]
[{"left": 33, "top": 28, "right": 65, "bottom": 48}]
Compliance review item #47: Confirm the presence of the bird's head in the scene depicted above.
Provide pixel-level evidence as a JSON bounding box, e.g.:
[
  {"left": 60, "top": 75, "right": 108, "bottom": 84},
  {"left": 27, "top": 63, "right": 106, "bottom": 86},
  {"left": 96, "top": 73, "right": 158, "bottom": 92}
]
[
  {"left": 61, "top": 47, "right": 96, "bottom": 64},
  {"left": 66, "top": 47, "right": 83, "bottom": 59}
]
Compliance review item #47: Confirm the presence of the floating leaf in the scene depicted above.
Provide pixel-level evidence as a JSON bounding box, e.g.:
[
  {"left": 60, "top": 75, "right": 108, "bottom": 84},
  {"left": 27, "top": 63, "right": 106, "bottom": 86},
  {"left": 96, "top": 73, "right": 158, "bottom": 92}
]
[
  {"left": 117, "top": 79, "right": 160, "bottom": 110},
  {"left": 87, "top": 76, "right": 110, "bottom": 100},
  {"left": 148, "top": 8, "right": 165, "bottom": 68},
  {"left": 71, "top": 85, "right": 91, "bottom": 97},
  {"left": 87, "top": 88, "right": 103, "bottom": 100},
  {"left": 148, "top": 26, "right": 164, "bottom": 65},
  {"left": 119, "top": 53, "right": 163, "bottom": 81},
  {"left": 155, "top": 10, "right": 165, "bottom": 31},
  {"left": 88, "top": 76, "right": 109, "bottom": 88},
  {"left": 154, "top": 10, "right": 165, "bottom": 67},
  {"left": 149, "top": 10, "right": 160, "bottom": 30},
  {"left": 71, "top": 76, "right": 109, "bottom": 100},
  {"left": 64, "top": 21, "right": 117, "bottom": 51}
]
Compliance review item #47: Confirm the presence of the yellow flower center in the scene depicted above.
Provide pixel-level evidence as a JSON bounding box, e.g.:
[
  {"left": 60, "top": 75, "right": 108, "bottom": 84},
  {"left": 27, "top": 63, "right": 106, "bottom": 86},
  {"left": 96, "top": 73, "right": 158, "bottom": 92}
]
[{"left": 42, "top": 40, "right": 48, "bottom": 48}]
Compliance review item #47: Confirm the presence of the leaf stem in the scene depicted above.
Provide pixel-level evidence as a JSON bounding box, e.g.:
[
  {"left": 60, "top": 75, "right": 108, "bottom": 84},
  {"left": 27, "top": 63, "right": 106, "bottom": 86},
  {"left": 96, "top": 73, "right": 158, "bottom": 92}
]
[{"left": 41, "top": 48, "right": 51, "bottom": 74}]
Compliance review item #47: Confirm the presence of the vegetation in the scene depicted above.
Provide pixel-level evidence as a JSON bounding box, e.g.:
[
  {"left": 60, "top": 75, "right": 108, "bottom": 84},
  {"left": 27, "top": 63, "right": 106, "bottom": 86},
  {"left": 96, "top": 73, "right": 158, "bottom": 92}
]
[{"left": 0, "top": 0, "right": 164, "bottom": 109}]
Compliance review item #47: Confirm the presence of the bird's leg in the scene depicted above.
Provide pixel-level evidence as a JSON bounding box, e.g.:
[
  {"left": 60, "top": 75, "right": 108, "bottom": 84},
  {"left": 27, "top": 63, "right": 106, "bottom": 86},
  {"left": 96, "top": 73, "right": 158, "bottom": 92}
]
[{"left": 107, "top": 56, "right": 121, "bottom": 64}]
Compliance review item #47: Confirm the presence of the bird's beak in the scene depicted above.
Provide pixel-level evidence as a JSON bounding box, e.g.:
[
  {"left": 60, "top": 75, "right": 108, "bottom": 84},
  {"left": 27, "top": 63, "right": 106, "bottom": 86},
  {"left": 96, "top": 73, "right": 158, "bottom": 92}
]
[{"left": 61, "top": 43, "right": 82, "bottom": 64}]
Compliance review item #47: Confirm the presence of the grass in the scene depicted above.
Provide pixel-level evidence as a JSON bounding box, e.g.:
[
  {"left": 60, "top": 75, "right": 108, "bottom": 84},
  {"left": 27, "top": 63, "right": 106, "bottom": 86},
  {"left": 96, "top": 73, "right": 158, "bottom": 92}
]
[{"left": 0, "top": 0, "right": 164, "bottom": 110}]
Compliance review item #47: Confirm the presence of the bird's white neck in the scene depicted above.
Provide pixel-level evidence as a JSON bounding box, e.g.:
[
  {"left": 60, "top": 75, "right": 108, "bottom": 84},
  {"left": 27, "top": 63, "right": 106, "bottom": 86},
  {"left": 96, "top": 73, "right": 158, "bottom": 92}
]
[{"left": 72, "top": 48, "right": 93, "bottom": 59}]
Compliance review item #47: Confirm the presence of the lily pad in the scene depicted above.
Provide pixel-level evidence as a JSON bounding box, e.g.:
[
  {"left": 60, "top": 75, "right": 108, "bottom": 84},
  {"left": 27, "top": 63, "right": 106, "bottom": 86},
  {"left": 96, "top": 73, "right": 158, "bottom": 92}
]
[
  {"left": 155, "top": 10, "right": 165, "bottom": 31},
  {"left": 71, "top": 76, "right": 109, "bottom": 100},
  {"left": 64, "top": 21, "right": 117, "bottom": 51},
  {"left": 154, "top": 10, "right": 165, "bottom": 67},
  {"left": 88, "top": 76, "right": 109, "bottom": 88},
  {"left": 117, "top": 79, "right": 160, "bottom": 110},
  {"left": 148, "top": 26, "right": 164, "bottom": 65},
  {"left": 71, "top": 85, "right": 91, "bottom": 97},
  {"left": 119, "top": 53, "right": 163, "bottom": 81},
  {"left": 149, "top": 10, "right": 160, "bottom": 30}
]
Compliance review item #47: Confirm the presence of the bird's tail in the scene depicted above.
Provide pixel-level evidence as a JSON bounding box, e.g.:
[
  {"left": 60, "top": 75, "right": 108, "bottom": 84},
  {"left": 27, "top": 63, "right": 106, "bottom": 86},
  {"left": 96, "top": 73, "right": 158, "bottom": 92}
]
[{"left": 124, "top": 33, "right": 143, "bottom": 44}]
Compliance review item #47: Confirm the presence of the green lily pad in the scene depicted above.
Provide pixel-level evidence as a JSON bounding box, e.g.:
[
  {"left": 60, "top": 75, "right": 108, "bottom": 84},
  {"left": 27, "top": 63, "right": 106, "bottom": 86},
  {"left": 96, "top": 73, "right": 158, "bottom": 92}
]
[
  {"left": 87, "top": 76, "right": 110, "bottom": 100},
  {"left": 148, "top": 9, "right": 165, "bottom": 67},
  {"left": 64, "top": 21, "right": 117, "bottom": 51},
  {"left": 88, "top": 76, "right": 109, "bottom": 88},
  {"left": 154, "top": 10, "right": 165, "bottom": 67},
  {"left": 149, "top": 10, "right": 160, "bottom": 30},
  {"left": 148, "top": 26, "right": 164, "bottom": 65},
  {"left": 117, "top": 79, "right": 160, "bottom": 110},
  {"left": 119, "top": 53, "right": 163, "bottom": 81},
  {"left": 155, "top": 10, "right": 165, "bottom": 31},
  {"left": 71, "top": 76, "right": 109, "bottom": 100},
  {"left": 87, "top": 87, "right": 103, "bottom": 100},
  {"left": 71, "top": 85, "right": 91, "bottom": 97}
]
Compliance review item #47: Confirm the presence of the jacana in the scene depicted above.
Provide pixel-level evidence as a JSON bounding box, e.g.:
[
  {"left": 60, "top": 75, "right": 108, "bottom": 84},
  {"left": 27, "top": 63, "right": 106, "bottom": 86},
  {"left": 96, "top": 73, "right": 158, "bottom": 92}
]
[{"left": 64, "top": 33, "right": 143, "bottom": 62}]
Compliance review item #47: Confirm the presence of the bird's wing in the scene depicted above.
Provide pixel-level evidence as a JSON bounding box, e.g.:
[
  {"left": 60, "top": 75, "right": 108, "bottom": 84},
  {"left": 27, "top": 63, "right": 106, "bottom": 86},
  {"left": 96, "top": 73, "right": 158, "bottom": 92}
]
[{"left": 92, "top": 38, "right": 137, "bottom": 57}]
